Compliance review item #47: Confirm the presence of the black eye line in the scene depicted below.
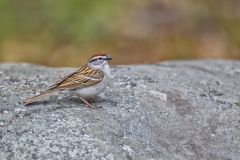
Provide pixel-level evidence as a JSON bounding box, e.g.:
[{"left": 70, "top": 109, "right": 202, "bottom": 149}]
[
  {"left": 90, "top": 58, "right": 97, "bottom": 63},
  {"left": 90, "top": 57, "right": 106, "bottom": 63},
  {"left": 99, "top": 57, "right": 108, "bottom": 61}
]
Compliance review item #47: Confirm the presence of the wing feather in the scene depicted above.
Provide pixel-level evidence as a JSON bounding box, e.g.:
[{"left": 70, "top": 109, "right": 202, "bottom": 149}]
[{"left": 48, "top": 65, "right": 104, "bottom": 91}]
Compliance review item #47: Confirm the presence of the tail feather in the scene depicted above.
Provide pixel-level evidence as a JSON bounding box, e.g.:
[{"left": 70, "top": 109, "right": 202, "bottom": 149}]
[{"left": 22, "top": 90, "right": 54, "bottom": 105}]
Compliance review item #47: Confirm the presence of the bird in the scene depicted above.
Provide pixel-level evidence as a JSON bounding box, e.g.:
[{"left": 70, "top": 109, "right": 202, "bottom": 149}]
[{"left": 22, "top": 53, "right": 112, "bottom": 108}]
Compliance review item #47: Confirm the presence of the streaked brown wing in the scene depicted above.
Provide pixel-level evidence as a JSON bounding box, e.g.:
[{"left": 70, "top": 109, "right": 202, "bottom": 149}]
[{"left": 48, "top": 65, "right": 104, "bottom": 91}]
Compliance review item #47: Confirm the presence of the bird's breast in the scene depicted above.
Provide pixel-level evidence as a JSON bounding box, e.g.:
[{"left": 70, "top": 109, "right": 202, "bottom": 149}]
[{"left": 74, "top": 75, "right": 109, "bottom": 98}]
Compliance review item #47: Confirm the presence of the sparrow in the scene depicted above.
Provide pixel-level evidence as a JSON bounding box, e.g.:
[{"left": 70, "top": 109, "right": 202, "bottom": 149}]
[{"left": 22, "top": 53, "right": 112, "bottom": 108}]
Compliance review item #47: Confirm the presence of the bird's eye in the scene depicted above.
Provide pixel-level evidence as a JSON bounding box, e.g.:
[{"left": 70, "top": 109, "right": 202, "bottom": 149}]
[{"left": 99, "top": 57, "right": 103, "bottom": 60}]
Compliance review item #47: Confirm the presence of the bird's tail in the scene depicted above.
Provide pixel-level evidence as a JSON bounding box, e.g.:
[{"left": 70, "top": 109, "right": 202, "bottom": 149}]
[{"left": 22, "top": 90, "right": 54, "bottom": 105}]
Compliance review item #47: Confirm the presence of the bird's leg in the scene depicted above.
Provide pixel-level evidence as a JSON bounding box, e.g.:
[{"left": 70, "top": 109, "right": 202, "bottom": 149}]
[
  {"left": 71, "top": 92, "right": 92, "bottom": 108},
  {"left": 78, "top": 96, "right": 93, "bottom": 108},
  {"left": 74, "top": 93, "right": 102, "bottom": 109}
]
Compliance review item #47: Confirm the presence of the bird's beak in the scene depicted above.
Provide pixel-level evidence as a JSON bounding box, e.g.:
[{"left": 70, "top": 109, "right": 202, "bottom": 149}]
[{"left": 106, "top": 55, "right": 112, "bottom": 61}]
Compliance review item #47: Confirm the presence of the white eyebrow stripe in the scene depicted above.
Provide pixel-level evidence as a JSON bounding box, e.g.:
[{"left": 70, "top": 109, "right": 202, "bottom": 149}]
[
  {"left": 90, "top": 56, "right": 106, "bottom": 61},
  {"left": 90, "top": 57, "right": 100, "bottom": 62}
]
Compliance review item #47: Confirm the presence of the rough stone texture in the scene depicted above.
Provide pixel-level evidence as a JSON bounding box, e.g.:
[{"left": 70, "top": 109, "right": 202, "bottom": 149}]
[{"left": 0, "top": 60, "right": 240, "bottom": 160}]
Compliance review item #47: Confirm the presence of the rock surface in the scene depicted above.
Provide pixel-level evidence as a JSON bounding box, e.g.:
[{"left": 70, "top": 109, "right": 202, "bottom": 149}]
[{"left": 0, "top": 60, "right": 240, "bottom": 160}]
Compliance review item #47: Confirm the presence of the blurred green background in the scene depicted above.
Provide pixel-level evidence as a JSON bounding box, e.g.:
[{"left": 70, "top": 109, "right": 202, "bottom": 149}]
[{"left": 0, "top": 0, "right": 240, "bottom": 66}]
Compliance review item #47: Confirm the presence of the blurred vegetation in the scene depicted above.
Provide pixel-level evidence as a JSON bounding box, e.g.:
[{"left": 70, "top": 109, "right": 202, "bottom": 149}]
[{"left": 0, "top": 0, "right": 240, "bottom": 66}]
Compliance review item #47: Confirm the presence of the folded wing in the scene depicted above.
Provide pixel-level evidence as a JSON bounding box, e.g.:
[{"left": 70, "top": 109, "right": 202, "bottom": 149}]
[{"left": 48, "top": 65, "right": 104, "bottom": 91}]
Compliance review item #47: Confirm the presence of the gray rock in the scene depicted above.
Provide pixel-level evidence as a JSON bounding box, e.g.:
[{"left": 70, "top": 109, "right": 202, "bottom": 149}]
[{"left": 0, "top": 60, "right": 240, "bottom": 160}]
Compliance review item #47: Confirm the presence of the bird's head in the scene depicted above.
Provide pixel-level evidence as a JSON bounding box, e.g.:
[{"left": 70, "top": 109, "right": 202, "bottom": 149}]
[{"left": 87, "top": 53, "right": 112, "bottom": 70}]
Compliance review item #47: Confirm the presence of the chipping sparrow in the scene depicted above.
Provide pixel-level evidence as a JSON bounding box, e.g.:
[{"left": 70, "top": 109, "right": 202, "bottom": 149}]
[{"left": 22, "top": 53, "right": 112, "bottom": 108}]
